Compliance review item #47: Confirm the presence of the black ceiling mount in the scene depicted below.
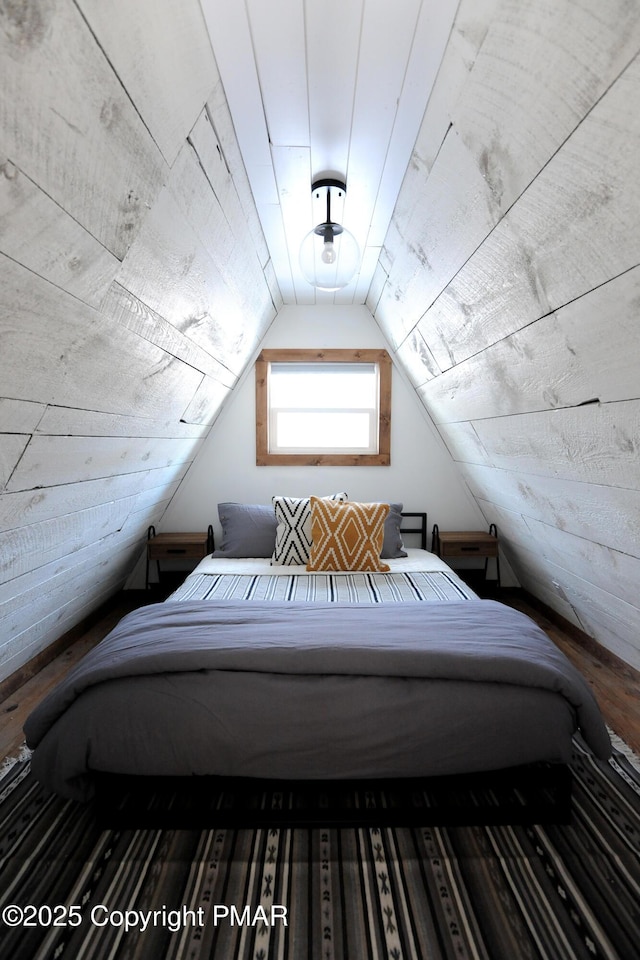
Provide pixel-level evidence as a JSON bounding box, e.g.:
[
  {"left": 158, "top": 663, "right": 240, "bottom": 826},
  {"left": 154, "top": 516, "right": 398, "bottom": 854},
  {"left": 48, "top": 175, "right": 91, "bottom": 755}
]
[{"left": 311, "top": 177, "right": 347, "bottom": 194}]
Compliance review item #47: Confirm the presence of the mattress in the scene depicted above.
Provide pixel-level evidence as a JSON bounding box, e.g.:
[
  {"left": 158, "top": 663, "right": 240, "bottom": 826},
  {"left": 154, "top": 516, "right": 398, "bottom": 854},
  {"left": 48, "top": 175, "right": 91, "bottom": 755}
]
[{"left": 24, "top": 549, "right": 611, "bottom": 801}]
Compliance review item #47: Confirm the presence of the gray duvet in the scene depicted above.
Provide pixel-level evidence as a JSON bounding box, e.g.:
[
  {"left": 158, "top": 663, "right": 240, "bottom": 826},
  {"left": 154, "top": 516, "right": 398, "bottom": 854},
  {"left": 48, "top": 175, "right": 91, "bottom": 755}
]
[{"left": 25, "top": 599, "right": 611, "bottom": 800}]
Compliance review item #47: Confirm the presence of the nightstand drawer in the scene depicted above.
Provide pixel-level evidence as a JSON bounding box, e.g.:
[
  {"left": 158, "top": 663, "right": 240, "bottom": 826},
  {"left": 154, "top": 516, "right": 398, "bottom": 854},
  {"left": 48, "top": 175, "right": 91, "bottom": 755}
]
[
  {"left": 437, "top": 534, "right": 499, "bottom": 558},
  {"left": 147, "top": 534, "right": 209, "bottom": 560}
]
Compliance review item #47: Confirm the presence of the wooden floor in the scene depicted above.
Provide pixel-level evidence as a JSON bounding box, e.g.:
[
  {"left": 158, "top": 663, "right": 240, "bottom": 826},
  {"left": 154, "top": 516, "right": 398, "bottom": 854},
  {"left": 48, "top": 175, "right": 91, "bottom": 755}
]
[
  {"left": 493, "top": 587, "right": 640, "bottom": 757},
  {"left": 2, "top": 587, "right": 640, "bottom": 765},
  {"left": 0, "top": 592, "right": 145, "bottom": 766}
]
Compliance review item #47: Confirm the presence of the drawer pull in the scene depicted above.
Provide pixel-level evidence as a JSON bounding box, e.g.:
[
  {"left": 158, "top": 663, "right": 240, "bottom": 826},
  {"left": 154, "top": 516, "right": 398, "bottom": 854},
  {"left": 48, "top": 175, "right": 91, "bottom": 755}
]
[
  {"left": 461, "top": 546, "right": 480, "bottom": 552},
  {"left": 166, "top": 548, "right": 187, "bottom": 554}
]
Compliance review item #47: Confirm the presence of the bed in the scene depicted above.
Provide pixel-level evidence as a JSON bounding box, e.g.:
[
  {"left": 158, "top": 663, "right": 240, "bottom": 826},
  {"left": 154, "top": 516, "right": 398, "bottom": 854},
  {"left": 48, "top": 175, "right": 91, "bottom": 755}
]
[{"left": 24, "top": 501, "right": 611, "bottom": 822}]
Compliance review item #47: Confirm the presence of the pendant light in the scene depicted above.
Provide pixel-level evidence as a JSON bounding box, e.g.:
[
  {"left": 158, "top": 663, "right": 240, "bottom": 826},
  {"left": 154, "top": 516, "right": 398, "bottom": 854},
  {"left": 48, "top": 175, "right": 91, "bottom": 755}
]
[{"left": 299, "top": 178, "right": 360, "bottom": 290}]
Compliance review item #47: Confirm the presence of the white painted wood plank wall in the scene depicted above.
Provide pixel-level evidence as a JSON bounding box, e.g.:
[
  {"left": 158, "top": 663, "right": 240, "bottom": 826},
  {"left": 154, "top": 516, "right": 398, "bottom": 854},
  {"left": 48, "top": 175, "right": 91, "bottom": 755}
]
[
  {"left": 0, "top": 0, "right": 279, "bottom": 681},
  {"left": 3, "top": 0, "right": 640, "bottom": 686},
  {"left": 371, "top": 0, "right": 640, "bottom": 669}
]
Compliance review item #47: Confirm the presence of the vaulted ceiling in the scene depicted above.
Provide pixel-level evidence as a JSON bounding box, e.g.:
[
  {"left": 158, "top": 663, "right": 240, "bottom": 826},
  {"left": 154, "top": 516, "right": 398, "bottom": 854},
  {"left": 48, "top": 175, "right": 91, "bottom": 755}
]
[
  {"left": 200, "top": 0, "right": 458, "bottom": 304},
  {"left": 1, "top": 0, "right": 640, "bottom": 685}
]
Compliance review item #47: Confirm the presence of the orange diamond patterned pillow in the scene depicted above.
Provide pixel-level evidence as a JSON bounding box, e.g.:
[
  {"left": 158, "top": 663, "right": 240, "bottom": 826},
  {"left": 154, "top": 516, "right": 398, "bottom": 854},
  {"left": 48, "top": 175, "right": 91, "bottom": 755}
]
[{"left": 306, "top": 498, "right": 391, "bottom": 572}]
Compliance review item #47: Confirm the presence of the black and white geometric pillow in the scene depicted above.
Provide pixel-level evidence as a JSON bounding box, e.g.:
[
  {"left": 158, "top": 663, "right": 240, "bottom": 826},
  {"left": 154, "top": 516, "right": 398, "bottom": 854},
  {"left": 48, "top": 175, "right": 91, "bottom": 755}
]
[{"left": 271, "top": 492, "right": 348, "bottom": 565}]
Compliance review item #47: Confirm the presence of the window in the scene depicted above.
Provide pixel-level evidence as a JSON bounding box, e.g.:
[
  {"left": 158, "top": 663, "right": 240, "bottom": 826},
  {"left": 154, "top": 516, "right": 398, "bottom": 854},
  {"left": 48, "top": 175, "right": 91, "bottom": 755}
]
[{"left": 256, "top": 349, "right": 391, "bottom": 466}]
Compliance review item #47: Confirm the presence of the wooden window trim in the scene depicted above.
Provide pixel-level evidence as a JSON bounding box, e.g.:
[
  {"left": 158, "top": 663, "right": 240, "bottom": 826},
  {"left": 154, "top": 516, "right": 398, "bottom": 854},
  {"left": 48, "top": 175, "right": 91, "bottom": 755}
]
[{"left": 256, "top": 348, "right": 391, "bottom": 466}]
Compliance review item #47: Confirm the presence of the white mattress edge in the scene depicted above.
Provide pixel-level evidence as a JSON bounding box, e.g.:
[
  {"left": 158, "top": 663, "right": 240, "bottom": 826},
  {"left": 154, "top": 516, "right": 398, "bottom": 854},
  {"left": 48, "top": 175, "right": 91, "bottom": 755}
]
[{"left": 189, "top": 548, "right": 457, "bottom": 578}]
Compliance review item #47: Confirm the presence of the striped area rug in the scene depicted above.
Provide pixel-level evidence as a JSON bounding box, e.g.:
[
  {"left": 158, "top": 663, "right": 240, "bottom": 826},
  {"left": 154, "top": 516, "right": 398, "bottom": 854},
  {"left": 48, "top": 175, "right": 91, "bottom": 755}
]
[{"left": 1, "top": 737, "right": 639, "bottom": 959}]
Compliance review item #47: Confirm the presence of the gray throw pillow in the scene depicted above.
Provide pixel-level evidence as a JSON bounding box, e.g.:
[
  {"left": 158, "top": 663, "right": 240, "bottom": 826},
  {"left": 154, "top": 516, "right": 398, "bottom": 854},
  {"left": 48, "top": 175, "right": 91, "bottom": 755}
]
[
  {"left": 212, "top": 502, "right": 277, "bottom": 558},
  {"left": 380, "top": 502, "right": 408, "bottom": 559}
]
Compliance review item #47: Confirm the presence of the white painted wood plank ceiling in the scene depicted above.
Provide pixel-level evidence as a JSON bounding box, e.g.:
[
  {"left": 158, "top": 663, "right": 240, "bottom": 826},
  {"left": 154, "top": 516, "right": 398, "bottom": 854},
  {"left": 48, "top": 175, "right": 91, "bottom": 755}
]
[{"left": 200, "top": 0, "right": 458, "bottom": 305}]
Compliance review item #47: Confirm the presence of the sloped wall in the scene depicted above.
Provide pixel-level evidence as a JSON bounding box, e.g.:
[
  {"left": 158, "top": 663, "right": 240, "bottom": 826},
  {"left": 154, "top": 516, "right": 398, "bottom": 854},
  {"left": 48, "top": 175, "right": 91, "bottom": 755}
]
[
  {"left": 0, "top": 0, "right": 278, "bottom": 681},
  {"left": 370, "top": 0, "right": 640, "bottom": 668}
]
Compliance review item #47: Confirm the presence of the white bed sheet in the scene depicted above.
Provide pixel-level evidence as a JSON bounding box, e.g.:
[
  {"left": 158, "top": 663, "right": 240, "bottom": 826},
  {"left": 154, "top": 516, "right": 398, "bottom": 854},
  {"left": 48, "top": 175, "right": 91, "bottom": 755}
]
[{"left": 190, "top": 547, "right": 459, "bottom": 578}]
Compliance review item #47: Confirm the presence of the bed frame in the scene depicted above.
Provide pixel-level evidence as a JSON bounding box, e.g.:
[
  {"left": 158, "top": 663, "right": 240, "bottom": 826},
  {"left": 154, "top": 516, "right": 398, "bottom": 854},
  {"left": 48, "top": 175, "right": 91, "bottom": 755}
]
[
  {"left": 92, "top": 512, "right": 573, "bottom": 829},
  {"left": 32, "top": 508, "right": 577, "bottom": 828},
  {"left": 399, "top": 511, "right": 428, "bottom": 550},
  {"left": 93, "top": 763, "right": 572, "bottom": 829}
]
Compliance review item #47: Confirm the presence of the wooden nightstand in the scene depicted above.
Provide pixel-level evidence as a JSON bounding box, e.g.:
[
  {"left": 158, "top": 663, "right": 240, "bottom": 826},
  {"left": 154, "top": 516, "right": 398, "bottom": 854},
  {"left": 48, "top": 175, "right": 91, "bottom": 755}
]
[
  {"left": 432, "top": 523, "right": 500, "bottom": 589},
  {"left": 146, "top": 526, "right": 213, "bottom": 591}
]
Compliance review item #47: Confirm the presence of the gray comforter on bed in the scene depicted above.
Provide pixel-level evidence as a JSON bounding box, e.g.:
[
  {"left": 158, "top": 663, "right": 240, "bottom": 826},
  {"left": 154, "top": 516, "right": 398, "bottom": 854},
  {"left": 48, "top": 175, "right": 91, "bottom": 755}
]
[{"left": 24, "top": 599, "right": 611, "bottom": 798}]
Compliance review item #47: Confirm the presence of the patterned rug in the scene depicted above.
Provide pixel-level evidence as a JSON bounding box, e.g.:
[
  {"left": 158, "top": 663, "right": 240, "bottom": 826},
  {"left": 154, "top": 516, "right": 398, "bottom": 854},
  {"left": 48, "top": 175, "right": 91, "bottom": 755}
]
[{"left": 1, "top": 736, "right": 639, "bottom": 960}]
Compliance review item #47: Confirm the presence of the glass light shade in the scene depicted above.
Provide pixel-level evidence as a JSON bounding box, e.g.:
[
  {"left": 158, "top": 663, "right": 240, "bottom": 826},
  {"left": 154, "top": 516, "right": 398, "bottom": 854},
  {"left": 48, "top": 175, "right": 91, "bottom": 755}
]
[{"left": 299, "top": 225, "right": 360, "bottom": 290}]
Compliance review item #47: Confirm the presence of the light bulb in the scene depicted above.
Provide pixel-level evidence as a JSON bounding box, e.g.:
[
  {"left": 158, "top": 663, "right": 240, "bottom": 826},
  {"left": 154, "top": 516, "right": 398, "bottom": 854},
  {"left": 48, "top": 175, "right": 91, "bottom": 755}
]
[{"left": 321, "top": 241, "right": 336, "bottom": 264}]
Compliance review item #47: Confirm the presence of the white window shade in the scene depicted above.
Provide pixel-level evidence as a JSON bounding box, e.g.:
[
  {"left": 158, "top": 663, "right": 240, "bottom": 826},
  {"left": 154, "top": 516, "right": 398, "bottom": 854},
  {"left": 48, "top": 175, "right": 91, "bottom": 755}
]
[{"left": 268, "top": 363, "right": 379, "bottom": 455}]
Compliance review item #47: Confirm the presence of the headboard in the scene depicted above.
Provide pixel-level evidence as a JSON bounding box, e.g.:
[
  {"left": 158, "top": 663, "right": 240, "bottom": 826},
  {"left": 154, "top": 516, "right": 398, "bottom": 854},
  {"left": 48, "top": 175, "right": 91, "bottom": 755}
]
[{"left": 400, "top": 512, "right": 427, "bottom": 551}]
